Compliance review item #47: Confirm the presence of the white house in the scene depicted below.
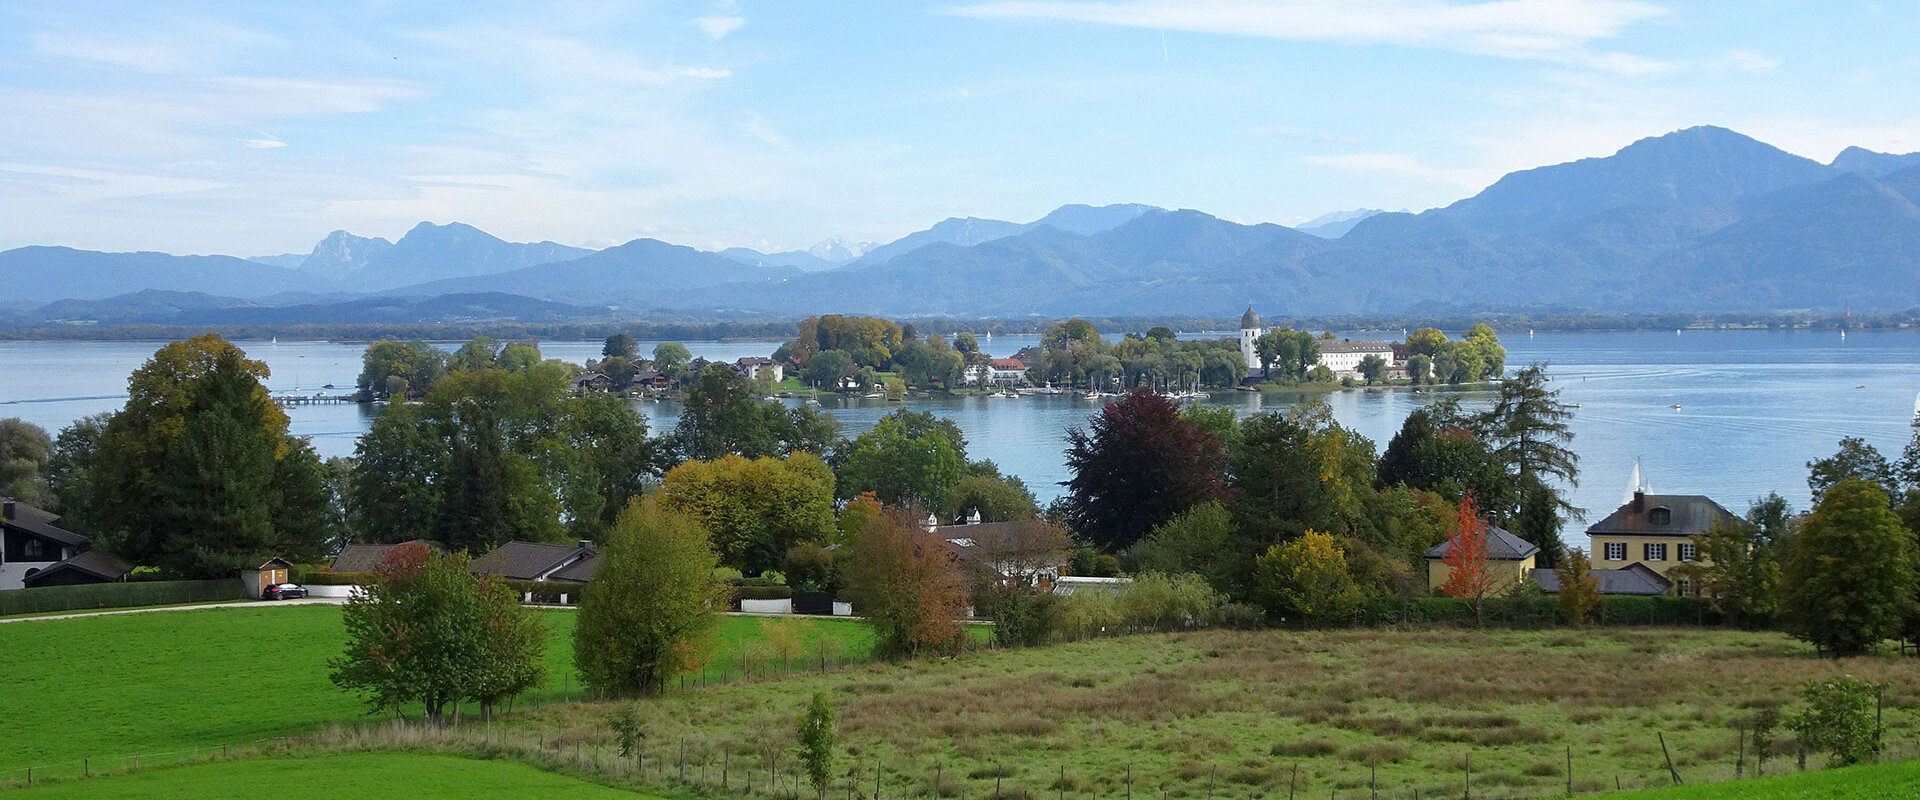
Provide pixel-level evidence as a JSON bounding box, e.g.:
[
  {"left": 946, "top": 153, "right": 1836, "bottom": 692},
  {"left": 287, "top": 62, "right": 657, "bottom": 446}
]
[
  {"left": 968, "top": 358, "right": 1027, "bottom": 387},
  {"left": 1, "top": 498, "right": 93, "bottom": 590},
  {"left": 733, "top": 357, "right": 784, "bottom": 383},
  {"left": 1316, "top": 339, "right": 1397, "bottom": 379}
]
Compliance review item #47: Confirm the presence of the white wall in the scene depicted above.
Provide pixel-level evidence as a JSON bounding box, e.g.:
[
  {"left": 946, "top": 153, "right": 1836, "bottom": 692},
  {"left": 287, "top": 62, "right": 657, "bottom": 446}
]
[{"left": 0, "top": 561, "right": 58, "bottom": 591}]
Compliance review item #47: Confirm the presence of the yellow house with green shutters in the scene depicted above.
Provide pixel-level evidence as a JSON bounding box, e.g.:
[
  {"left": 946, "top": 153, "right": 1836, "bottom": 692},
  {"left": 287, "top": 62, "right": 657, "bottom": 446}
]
[{"left": 1585, "top": 491, "right": 1739, "bottom": 595}]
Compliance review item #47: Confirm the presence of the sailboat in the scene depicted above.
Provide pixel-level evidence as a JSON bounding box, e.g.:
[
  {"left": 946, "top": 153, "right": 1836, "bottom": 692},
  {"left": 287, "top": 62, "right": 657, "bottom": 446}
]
[
  {"left": 1912, "top": 392, "right": 1919, "bottom": 427},
  {"left": 1624, "top": 458, "right": 1649, "bottom": 504}
]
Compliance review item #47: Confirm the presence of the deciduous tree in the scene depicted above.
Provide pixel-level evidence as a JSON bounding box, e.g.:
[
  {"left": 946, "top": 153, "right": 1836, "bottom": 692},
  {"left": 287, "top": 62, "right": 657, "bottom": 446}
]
[
  {"left": 1438, "top": 497, "right": 1496, "bottom": 625},
  {"left": 575, "top": 500, "right": 726, "bottom": 696},
  {"left": 0, "top": 418, "right": 53, "bottom": 506},
  {"left": 1062, "top": 388, "right": 1225, "bottom": 551},
  {"left": 658, "top": 452, "right": 836, "bottom": 575},
  {"left": 842, "top": 507, "right": 969, "bottom": 658},
  {"left": 1553, "top": 547, "right": 1601, "bottom": 625},
  {"left": 1780, "top": 479, "right": 1917, "bottom": 655},
  {"left": 1253, "top": 530, "right": 1362, "bottom": 624},
  {"left": 835, "top": 409, "right": 968, "bottom": 508}
]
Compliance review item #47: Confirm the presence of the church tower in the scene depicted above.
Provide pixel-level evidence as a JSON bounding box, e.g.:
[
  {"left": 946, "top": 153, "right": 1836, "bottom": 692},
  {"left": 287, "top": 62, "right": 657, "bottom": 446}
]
[{"left": 1239, "top": 304, "right": 1261, "bottom": 373}]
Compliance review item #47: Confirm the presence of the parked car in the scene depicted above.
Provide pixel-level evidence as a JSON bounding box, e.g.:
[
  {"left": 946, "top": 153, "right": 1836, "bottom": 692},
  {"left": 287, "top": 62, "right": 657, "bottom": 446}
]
[{"left": 262, "top": 583, "right": 308, "bottom": 601}]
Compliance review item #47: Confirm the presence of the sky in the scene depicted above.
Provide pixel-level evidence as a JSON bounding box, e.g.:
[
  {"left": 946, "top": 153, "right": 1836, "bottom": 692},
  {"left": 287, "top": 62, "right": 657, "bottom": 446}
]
[{"left": 3, "top": 1, "right": 1919, "bottom": 257}]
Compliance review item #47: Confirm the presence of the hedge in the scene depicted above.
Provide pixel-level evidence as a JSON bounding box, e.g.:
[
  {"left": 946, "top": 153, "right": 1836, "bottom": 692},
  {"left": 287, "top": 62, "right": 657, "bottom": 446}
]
[
  {"left": 1350, "top": 595, "right": 1725, "bottom": 628},
  {"left": 733, "top": 585, "right": 793, "bottom": 601},
  {"left": 293, "top": 570, "right": 377, "bottom": 586},
  {"left": 0, "top": 579, "right": 248, "bottom": 617}
]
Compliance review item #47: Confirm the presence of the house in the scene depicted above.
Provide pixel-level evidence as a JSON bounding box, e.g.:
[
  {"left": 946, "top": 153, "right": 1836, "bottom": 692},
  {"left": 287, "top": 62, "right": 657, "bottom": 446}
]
[
  {"left": 635, "top": 369, "right": 676, "bottom": 390},
  {"left": 1586, "top": 490, "right": 1738, "bottom": 592},
  {"left": 328, "top": 540, "right": 438, "bottom": 573},
  {"left": 968, "top": 358, "right": 1027, "bottom": 387},
  {"left": 1424, "top": 523, "right": 1539, "bottom": 593},
  {"left": 241, "top": 556, "right": 295, "bottom": 598},
  {"left": 2, "top": 498, "right": 95, "bottom": 590},
  {"left": 1530, "top": 562, "right": 1671, "bottom": 596},
  {"left": 928, "top": 512, "right": 1070, "bottom": 585},
  {"left": 21, "top": 550, "right": 132, "bottom": 588},
  {"left": 469, "top": 540, "right": 596, "bottom": 582},
  {"left": 733, "top": 357, "right": 784, "bottom": 383},
  {"left": 572, "top": 371, "right": 614, "bottom": 393},
  {"left": 546, "top": 553, "right": 601, "bottom": 584},
  {"left": 1316, "top": 339, "right": 1397, "bottom": 379}
]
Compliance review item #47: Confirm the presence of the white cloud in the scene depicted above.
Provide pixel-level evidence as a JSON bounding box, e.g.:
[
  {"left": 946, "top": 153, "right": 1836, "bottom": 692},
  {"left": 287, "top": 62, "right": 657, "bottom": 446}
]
[
  {"left": 1712, "top": 50, "right": 1779, "bottom": 74},
  {"left": 1303, "top": 152, "right": 1492, "bottom": 189},
  {"left": 240, "top": 136, "right": 287, "bottom": 149},
  {"left": 695, "top": 16, "right": 746, "bottom": 39},
  {"left": 948, "top": 0, "right": 1671, "bottom": 72}
]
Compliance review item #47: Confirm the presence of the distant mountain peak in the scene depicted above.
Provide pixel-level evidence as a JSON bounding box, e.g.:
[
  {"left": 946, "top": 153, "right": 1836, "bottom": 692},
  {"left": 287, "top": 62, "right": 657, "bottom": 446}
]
[
  {"left": 1295, "top": 208, "right": 1385, "bottom": 239},
  {"left": 806, "top": 236, "right": 873, "bottom": 263},
  {"left": 1831, "top": 145, "right": 1920, "bottom": 177}
]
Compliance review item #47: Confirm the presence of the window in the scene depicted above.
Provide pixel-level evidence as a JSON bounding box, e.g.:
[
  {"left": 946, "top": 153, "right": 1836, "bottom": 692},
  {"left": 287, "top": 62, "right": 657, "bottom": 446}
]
[
  {"left": 1644, "top": 543, "right": 1668, "bottom": 562},
  {"left": 1676, "top": 579, "right": 1697, "bottom": 597},
  {"left": 1648, "top": 507, "right": 1671, "bottom": 525},
  {"left": 1678, "top": 543, "right": 1698, "bottom": 562},
  {"left": 1604, "top": 542, "right": 1626, "bottom": 561},
  {"left": 20, "top": 538, "right": 45, "bottom": 560}
]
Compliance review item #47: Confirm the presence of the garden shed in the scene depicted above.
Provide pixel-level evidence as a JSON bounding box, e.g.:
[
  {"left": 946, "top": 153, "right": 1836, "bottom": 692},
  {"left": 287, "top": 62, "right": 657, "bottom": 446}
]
[{"left": 241, "top": 556, "right": 294, "bottom": 598}]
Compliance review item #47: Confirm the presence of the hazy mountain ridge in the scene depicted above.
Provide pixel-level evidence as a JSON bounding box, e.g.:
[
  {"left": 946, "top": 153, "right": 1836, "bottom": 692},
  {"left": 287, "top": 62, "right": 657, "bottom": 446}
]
[{"left": 7, "top": 128, "right": 1920, "bottom": 319}]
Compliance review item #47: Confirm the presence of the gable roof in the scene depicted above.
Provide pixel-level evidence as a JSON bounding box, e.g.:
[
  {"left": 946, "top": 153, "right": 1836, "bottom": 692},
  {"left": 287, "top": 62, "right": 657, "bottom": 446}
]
[
  {"left": 1319, "top": 339, "right": 1396, "bottom": 354},
  {"left": 329, "top": 540, "right": 437, "bottom": 573},
  {"left": 547, "top": 553, "right": 601, "bottom": 583},
  {"left": 469, "top": 541, "right": 593, "bottom": 581},
  {"left": 1424, "top": 524, "right": 1540, "bottom": 561},
  {"left": 1586, "top": 493, "right": 1738, "bottom": 538},
  {"left": 2, "top": 499, "right": 88, "bottom": 549},
  {"left": 1530, "top": 563, "right": 1670, "bottom": 596},
  {"left": 21, "top": 549, "right": 132, "bottom": 587}
]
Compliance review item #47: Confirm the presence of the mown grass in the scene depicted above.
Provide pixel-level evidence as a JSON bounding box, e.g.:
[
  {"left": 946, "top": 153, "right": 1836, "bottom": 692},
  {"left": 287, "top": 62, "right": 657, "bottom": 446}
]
[
  {"left": 1595, "top": 757, "right": 1920, "bottom": 798},
  {"left": 0, "top": 605, "right": 873, "bottom": 778},
  {"left": 4, "top": 751, "right": 660, "bottom": 799},
  {"left": 494, "top": 627, "right": 1920, "bottom": 800}
]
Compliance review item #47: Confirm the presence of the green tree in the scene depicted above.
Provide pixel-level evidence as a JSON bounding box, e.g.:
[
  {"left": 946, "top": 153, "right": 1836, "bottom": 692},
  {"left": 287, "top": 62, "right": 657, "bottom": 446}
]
[
  {"left": 356, "top": 339, "right": 449, "bottom": 400},
  {"left": 1553, "top": 547, "right": 1601, "bottom": 625},
  {"left": 0, "top": 418, "right": 53, "bottom": 506},
  {"left": 1405, "top": 354, "right": 1432, "bottom": 385},
  {"left": 942, "top": 468, "right": 1040, "bottom": 524},
  {"left": 652, "top": 342, "right": 693, "bottom": 376},
  {"left": 575, "top": 500, "right": 726, "bottom": 696},
  {"left": 1789, "top": 676, "right": 1885, "bottom": 766},
  {"left": 673, "top": 364, "right": 841, "bottom": 461},
  {"left": 1808, "top": 437, "right": 1896, "bottom": 501},
  {"left": 348, "top": 403, "right": 449, "bottom": 543},
  {"left": 1357, "top": 354, "right": 1387, "bottom": 385},
  {"left": 1406, "top": 327, "right": 1447, "bottom": 357},
  {"left": 272, "top": 439, "right": 343, "bottom": 562},
  {"left": 1229, "top": 401, "right": 1376, "bottom": 547},
  {"left": 835, "top": 409, "right": 968, "bottom": 508},
  {"left": 1378, "top": 401, "right": 1511, "bottom": 510},
  {"left": 1464, "top": 323, "right": 1505, "bottom": 378},
  {"left": 1062, "top": 388, "right": 1225, "bottom": 551},
  {"left": 1669, "top": 513, "right": 1780, "bottom": 627},
  {"left": 44, "top": 413, "right": 111, "bottom": 528},
  {"left": 796, "top": 693, "right": 837, "bottom": 799},
  {"left": 603, "top": 333, "right": 639, "bottom": 361},
  {"left": 471, "top": 576, "right": 548, "bottom": 719},
  {"left": 1253, "top": 531, "right": 1361, "bottom": 624},
  {"left": 1479, "top": 364, "right": 1579, "bottom": 566},
  {"left": 330, "top": 547, "right": 488, "bottom": 724},
  {"left": 1780, "top": 479, "right": 1917, "bottom": 655},
  {"left": 803, "top": 349, "right": 855, "bottom": 389},
  {"left": 553, "top": 393, "right": 656, "bottom": 536},
  {"left": 658, "top": 453, "right": 836, "bottom": 575}
]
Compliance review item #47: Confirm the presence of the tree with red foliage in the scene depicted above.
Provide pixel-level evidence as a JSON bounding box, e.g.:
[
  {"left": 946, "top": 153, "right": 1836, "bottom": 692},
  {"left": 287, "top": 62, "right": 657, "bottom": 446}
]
[
  {"left": 1062, "top": 388, "right": 1226, "bottom": 550},
  {"left": 1439, "top": 496, "right": 1497, "bottom": 625},
  {"left": 842, "top": 507, "right": 971, "bottom": 658}
]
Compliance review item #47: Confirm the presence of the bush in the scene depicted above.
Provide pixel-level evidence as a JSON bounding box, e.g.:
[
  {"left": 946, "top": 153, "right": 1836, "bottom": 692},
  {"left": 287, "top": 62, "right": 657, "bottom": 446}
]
[
  {"left": 296, "top": 570, "right": 377, "bottom": 586},
  {"left": 0, "top": 579, "right": 247, "bottom": 616},
  {"left": 733, "top": 585, "right": 795, "bottom": 601},
  {"left": 1789, "top": 676, "right": 1884, "bottom": 766}
]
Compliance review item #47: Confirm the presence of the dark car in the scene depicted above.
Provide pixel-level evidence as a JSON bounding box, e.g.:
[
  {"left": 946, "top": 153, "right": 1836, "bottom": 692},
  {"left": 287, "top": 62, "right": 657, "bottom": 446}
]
[{"left": 261, "top": 583, "right": 308, "bottom": 601}]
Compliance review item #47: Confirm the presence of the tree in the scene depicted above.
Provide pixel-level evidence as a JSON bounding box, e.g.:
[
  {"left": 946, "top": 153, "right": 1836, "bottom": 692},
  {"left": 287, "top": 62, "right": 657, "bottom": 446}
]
[
  {"left": 1378, "top": 402, "right": 1511, "bottom": 511},
  {"left": 1779, "top": 479, "right": 1917, "bottom": 655},
  {"left": 1669, "top": 513, "right": 1780, "bottom": 627},
  {"left": 1438, "top": 497, "right": 1496, "bottom": 625},
  {"left": 575, "top": 500, "right": 726, "bottom": 696},
  {"left": 331, "top": 546, "right": 491, "bottom": 724},
  {"left": 653, "top": 342, "right": 693, "bottom": 376},
  {"left": 44, "top": 413, "right": 110, "bottom": 528},
  {"left": 1357, "top": 353, "right": 1387, "bottom": 385},
  {"left": 673, "top": 364, "right": 841, "bottom": 462},
  {"left": 1229, "top": 402, "right": 1376, "bottom": 547},
  {"left": 356, "top": 339, "right": 449, "bottom": 400},
  {"left": 796, "top": 692, "right": 837, "bottom": 800},
  {"left": 842, "top": 506, "right": 969, "bottom": 658},
  {"left": 803, "top": 349, "right": 855, "bottom": 389},
  {"left": 348, "top": 403, "right": 448, "bottom": 543},
  {"left": 471, "top": 576, "right": 549, "bottom": 719},
  {"left": 1479, "top": 364, "right": 1579, "bottom": 566},
  {"left": 603, "top": 333, "right": 639, "bottom": 361},
  {"left": 0, "top": 418, "right": 53, "bottom": 506},
  {"left": 553, "top": 393, "right": 656, "bottom": 536},
  {"left": 1062, "top": 388, "right": 1225, "bottom": 551},
  {"left": 942, "top": 468, "right": 1039, "bottom": 524},
  {"left": 272, "top": 439, "right": 344, "bottom": 562},
  {"left": 1406, "top": 354, "right": 1432, "bottom": 385},
  {"left": 1789, "top": 676, "right": 1885, "bottom": 767},
  {"left": 834, "top": 409, "right": 968, "bottom": 508},
  {"left": 1553, "top": 547, "right": 1601, "bottom": 625},
  {"left": 1406, "top": 327, "right": 1447, "bottom": 357},
  {"left": 1808, "top": 437, "right": 1896, "bottom": 501},
  {"left": 1253, "top": 530, "right": 1362, "bottom": 625},
  {"left": 658, "top": 453, "right": 836, "bottom": 575}
]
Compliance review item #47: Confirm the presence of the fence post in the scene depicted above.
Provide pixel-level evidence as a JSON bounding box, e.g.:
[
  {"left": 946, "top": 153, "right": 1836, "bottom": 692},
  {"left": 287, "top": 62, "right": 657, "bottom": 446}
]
[
  {"left": 1565, "top": 744, "right": 1573, "bottom": 795},
  {"left": 1736, "top": 726, "right": 1745, "bottom": 779},
  {"left": 1659, "top": 733, "right": 1682, "bottom": 785},
  {"left": 1288, "top": 764, "right": 1297, "bottom": 800},
  {"left": 1208, "top": 765, "right": 1216, "bottom": 800},
  {"left": 1464, "top": 752, "right": 1471, "bottom": 800}
]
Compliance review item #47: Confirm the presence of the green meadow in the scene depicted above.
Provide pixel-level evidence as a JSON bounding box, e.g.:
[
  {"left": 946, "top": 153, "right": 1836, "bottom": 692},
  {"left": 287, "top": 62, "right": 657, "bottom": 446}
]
[{"left": 5, "top": 752, "right": 660, "bottom": 799}]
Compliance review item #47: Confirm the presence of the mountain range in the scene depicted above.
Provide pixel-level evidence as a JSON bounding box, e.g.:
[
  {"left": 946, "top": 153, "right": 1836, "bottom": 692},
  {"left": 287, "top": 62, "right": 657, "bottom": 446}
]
[{"left": 5, "top": 126, "right": 1920, "bottom": 325}]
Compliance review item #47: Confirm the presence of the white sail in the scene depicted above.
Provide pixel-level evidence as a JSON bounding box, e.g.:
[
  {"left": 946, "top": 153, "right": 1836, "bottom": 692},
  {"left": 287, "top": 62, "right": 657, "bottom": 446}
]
[{"left": 1623, "top": 458, "right": 1644, "bottom": 505}]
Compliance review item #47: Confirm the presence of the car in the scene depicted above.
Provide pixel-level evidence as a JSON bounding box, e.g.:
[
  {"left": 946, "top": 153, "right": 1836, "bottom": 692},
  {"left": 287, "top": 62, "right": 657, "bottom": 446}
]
[{"left": 261, "top": 583, "right": 308, "bottom": 601}]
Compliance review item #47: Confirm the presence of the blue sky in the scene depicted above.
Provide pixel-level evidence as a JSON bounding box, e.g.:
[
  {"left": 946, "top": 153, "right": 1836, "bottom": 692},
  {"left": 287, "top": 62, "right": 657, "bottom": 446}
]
[{"left": 3, "top": 1, "right": 1918, "bottom": 256}]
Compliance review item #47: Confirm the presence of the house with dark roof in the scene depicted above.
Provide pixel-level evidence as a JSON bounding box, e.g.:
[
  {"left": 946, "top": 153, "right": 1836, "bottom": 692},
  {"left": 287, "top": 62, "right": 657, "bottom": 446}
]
[
  {"left": 1530, "top": 562, "right": 1671, "bottom": 596},
  {"left": 2, "top": 498, "right": 106, "bottom": 590},
  {"left": 732, "top": 357, "right": 784, "bottom": 383},
  {"left": 1423, "top": 523, "right": 1540, "bottom": 593},
  {"left": 925, "top": 511, "right": 1070, "bottom": 585},
  {"left": 572, "top": 371, "right": 615, "bottom": 394},
  {"left": 21, "top": 549, "right": 132, "bottom": 588},
  {"left": 469, "top": 541, "right": 596, "bottom": 582},
  {"left": 328, "top": 540, "right": 439, "bottom": 574},
  {"left": 1586, "top": 490, "right": 1738, "bottom": 591},
  {"left": 547, "top": 554, "right": 601, "bottom": 584}
]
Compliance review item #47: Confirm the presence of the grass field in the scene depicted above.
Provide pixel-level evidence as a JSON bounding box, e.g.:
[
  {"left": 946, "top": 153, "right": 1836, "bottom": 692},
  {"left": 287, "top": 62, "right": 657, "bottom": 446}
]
[
  {"left": 5, "top": 752, "right": 659, "bottom": 799},
  {"left": 492, "top": 627, "right": 1920, "bottom": 800},
  {"left": 1597, "top": 758, "right": 1920, "bottom": 798},
  {"left": 0, "top": 605, "right": 873, "bottom": 779}
]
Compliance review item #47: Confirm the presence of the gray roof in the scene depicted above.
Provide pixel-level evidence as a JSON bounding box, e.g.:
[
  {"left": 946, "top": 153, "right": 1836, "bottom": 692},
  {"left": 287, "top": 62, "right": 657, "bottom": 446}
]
[
  {"left": 22, "top": 549, "right": 131, "bottom": 586},
  {"left": 547, "top": 553, "right": 601, "bottom": 583},
  {"left": 469, "top": 541, "right": 592, "bottom": 581},
  {"left": 1240, "top": 305, "right": 1260, "bottom": 330},
  {"left": 1318, "top": 339, "right": 1396, "bottom": 354},
  {"left": 1531, "top": 563, "right": 1670, "bottom": 596},
  {"left": 329, "top": 540, "right": 437, "bottom": 573},
  {"left": 1586, "top": 493, "right": 1737, "bottom": 539},
  {"left": 1424, "top": 524, "right": 1540, "bottom": 561},
  {"left": 2, "top": 499, "right": 88, "bottom": 549}
]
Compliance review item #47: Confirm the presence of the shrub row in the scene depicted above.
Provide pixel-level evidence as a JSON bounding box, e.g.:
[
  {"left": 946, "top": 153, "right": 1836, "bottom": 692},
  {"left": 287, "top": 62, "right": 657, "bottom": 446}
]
[
  {"left": 0, "top": 579, "right": 248, "bottom": 616},
  {"left": 1351, "top": 595, "right": 1728, "bottom": 628}
]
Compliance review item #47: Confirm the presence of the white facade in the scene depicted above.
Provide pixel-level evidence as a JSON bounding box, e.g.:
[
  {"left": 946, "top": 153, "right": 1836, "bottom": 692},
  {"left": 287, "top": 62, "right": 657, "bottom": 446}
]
[
  {"left": 1316, "top": 339, "right": 1396, "bottom": 378},
  {"left": 1239, "top": 306, "right": 1261, "bottom": 371}
]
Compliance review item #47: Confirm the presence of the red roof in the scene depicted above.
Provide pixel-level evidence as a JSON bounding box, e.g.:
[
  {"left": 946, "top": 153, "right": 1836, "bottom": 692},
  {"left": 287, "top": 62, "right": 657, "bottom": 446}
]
[{"left": 990, "top": 358, "right": 1025, "bottom": 369}]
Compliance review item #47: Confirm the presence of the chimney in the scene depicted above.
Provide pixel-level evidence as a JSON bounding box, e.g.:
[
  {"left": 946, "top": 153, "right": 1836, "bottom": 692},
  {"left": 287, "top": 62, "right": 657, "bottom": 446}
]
[
  {"left": 1632, "top": 490, "right": 1645, "bottom": 513},
  {"left": 2, "top": 499, "right": 13, "bottom": 520}
]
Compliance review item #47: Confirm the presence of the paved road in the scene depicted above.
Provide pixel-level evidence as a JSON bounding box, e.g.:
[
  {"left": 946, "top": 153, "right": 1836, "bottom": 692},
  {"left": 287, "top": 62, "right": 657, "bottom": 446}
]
[{"left": 0, "top": 596, "right": 346, "bottom": 624}]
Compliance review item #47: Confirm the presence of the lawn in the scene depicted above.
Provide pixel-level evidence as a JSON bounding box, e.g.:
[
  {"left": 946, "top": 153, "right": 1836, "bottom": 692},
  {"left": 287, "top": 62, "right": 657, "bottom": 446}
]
[
  {"left": 492, "top": 627, "right": 1920, "bottom": 800},
  {"left": 5, "top": 752, "right": 660, "bottom": 799},
  {"left": 1596, "top": 758, "right": 1920, "bottom": 799},
  {"left": 0, "top": 605, "right": 873, "bottom": 780}
]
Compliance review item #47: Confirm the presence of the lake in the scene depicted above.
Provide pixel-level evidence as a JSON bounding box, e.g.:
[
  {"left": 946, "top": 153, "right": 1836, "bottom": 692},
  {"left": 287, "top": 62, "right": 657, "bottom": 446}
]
[{"left": 2, "top": 330, "right": 1917, "bottom": 533}]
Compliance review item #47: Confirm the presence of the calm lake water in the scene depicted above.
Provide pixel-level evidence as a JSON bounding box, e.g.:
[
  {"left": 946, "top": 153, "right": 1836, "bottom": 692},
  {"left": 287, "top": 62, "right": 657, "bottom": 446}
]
[{"left": 3, "top": 331, "right": 1917, "bottom": 532}]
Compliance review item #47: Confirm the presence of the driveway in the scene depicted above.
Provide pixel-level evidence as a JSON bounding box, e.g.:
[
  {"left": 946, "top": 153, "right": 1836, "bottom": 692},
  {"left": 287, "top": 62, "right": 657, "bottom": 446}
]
[{"left": 0, "top": 595, "right": 347, "bottom": 624}]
